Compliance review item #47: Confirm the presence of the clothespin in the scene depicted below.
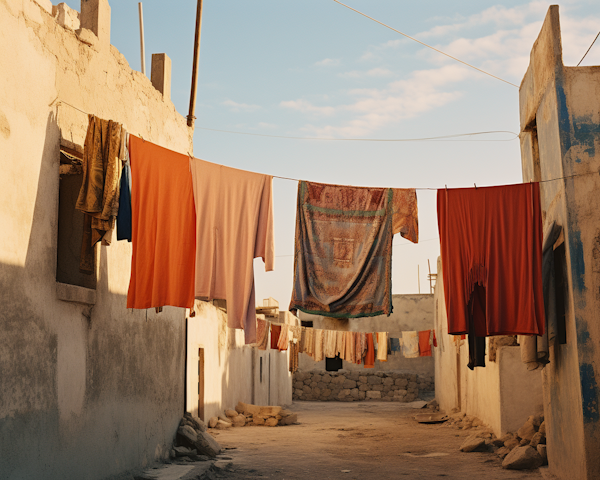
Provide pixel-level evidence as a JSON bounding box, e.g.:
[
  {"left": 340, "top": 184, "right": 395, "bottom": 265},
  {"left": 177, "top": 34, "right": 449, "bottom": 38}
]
[{"left": 474, "top": 183, "right": 477, "bottom": 189}]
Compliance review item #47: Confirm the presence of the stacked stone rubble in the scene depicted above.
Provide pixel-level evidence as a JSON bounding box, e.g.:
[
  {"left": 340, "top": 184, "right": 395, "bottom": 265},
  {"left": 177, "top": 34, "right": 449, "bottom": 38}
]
[{"left": 292, "top": 371, "right": 433, "bottom": 402}]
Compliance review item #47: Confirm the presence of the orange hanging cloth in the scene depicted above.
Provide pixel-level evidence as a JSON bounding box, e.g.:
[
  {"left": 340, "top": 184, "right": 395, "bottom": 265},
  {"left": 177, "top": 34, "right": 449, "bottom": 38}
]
[
  {"left": 419, "top": 330, "right": 432, "bottom": 357},
  {"left": 127, "top": 136, "right": 196, "bottom": 310}
]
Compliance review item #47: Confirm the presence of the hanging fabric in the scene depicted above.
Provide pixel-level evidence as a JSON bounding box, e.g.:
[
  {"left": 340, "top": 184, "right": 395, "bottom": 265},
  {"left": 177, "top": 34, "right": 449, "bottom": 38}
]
[
  {"left": 277, "top": 324, "right": 289, "bottom": 351},
  {"left": 438, "top": 183, "right": 545, "bottom": 367},
  {"left": 116, "top": 131, "right": 132, "bottom": 242},
  {"left": 364, "top": 333, "right": 375, "bottom": 368},
  {"left": 77, "top": 115, "right": 126, "bottom": 273},
  {"left": 418, "top": 330, "right": 432, "bottom": 357},
  {"left": 402, "top": 331, "right": 419, "bottom": 358},
  {"left": 314, "top": 329, "right": 325, "bottom": 362},
  {"left": 126, "top": 135, "right": 196, "bottom": 310},
  {"left": 190, "top": 157, "right": 274, "bottom": 345},
  {"left": 256, "top": 318, "right": 270, "bottom": 351},
  {"left": 270, "top": 324, "right": 281, "bottom": 350},
  {"left": 376, "top": 332, "right": 388, "bottom": 362},
  {"left": 326, "top": 354, "right": 343, "bottom": 372},
  {"left": 289, "top": 181, "right": 418, "bottom": 318}
]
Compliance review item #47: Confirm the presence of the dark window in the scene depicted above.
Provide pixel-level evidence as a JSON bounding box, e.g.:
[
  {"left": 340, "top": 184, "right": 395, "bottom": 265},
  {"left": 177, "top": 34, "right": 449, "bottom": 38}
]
[
  {"left": 56, "top": 147, "right": 96, "bottom": 289},
  {"left": 301, "top": 320, "right": 313, "bottom": 328}
]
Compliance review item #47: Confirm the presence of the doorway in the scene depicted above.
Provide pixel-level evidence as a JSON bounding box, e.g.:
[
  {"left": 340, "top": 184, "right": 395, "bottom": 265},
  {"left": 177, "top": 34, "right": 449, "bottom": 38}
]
[{"left": 198, "top": 348, "right": 205, "bottom": 420}]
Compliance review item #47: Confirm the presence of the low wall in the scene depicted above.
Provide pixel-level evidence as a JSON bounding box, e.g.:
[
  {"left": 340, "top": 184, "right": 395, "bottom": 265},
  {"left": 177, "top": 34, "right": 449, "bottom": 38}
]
[{"left": 292, "top": 371, "right": 434, "bottom": 402}]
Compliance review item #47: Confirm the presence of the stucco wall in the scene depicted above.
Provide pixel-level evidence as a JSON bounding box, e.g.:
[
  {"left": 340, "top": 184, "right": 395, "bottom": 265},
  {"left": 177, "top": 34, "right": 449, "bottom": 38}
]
[
  {"left": 297, "top": 294, "right": 434, "bottom": 377},
  {"left": 0, "top": 1, "right": 192, "bottom": 479},
  {"left": 434, "top": 257, "right": 543, "bottom": 437},
  {"left": 186, "top": 303, "right": 294, "bottom": 421},
  {"left": 519, "top": 7, "right": 600, "bottom": 480}
]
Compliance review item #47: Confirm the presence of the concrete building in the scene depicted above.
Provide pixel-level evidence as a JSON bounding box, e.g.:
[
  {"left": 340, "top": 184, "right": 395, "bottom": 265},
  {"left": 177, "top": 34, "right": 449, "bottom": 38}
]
[
  {"left": 0, "top": 1, "right": 291, "bottom": 479},
  {"left": 298, "top": 294, "right": 435, "bottom": 378},
  {"left": 518, "top": 6, "right": 600, "bottom": 479},
  {"left": 186, "top": 300, "right": 295, "bottom": 422},
  {"left": 433, "top": 257, "right": 544, "bottom": 437}
]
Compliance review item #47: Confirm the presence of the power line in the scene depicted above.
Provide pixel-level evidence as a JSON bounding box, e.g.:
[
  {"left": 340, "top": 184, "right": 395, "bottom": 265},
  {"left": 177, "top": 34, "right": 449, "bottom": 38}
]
[
  {"left": 577, "top": 30, "right": 600, "bottom": 66},
  {"left": 331, "top": 0, "right": 519, "bottom": 88},
  {"left": 197, "top": 126, "right": 519, "bottom": 142},
  {"left": 52, "top": 99, "right": 600, "bottom": 192}
]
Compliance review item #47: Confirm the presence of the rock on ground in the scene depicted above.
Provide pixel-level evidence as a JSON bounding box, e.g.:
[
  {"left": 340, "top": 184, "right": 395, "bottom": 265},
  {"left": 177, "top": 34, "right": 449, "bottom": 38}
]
[
  {"left": 517, "top": 421, "right": 537, "bottom": 441},
  {"left": 176, "top": 425, "right": 198, "bottom": 448},
  {"left": 496, "top": 447, "right": 510, "bottom": 459},
  {"left": 460, "top": 435, "right": 487, "bottom": 452},
  {"left": 502, "top": 446, "right": 543, "bottom": 470},
  {"left": 208, "top": 417, "right": 218, "bottom": 428},
  {"left": 193, "top": 430, "right": 222, "bottom": 457},
  {"left": 504, "top": 438, "right": 520, "bottom": 451},
  {"left": 537, "top": 444, "right": 548, "bottom": 465},
  {"left": 232, "top": 415, "right": 246, "bottom": 427},
  {"left": 279, "top": 413, "right": 298, "bottom": 426}
]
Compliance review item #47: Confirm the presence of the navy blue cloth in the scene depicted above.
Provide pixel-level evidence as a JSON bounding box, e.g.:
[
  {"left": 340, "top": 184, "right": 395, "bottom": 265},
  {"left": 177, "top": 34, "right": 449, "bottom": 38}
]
[{"left": 116, "top": 161, "right": 132, "bottom": 242}]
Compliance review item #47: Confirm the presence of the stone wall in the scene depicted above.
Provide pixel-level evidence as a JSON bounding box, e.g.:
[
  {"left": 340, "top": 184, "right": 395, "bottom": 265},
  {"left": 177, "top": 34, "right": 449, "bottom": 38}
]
[{"left": 292, "top": 371, "right": 434, "bottom": 402}]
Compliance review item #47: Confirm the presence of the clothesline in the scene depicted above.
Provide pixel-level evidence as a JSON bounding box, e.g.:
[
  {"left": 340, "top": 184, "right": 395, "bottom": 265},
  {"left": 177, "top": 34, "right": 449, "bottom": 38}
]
[{"left": 53, "top": 99, "right": 599, "bottom": 191}]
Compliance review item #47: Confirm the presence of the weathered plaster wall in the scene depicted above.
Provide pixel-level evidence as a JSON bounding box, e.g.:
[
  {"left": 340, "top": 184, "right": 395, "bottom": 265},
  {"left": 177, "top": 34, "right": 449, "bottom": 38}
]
[
  {"left": 519, "top": 6, "right": 600, "bottom": 480},
  {"left": 434, "top": 257, "right": 543, "bottom": 437},
  {"left": 186, "top": 303, "right": 294, "bottom": 421},
  {"left": 297, "top": 294, "right": 434, "bottom": 377},
  {"left": 0, "top": 1, "right": 192, "bottom": 479}
]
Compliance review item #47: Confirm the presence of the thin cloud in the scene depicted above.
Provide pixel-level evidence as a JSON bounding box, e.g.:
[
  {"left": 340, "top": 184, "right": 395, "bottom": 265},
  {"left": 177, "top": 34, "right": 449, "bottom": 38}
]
[
  {"left": 222, "top": 99, "right": 261, "bottom": 112},
  {"left": 340, "top": 68, "right": 393, "bottom": 79},
  {"left": 314, "top": 58, "right": 341, "bottom": 67},
  {"left": 279, "top": 99, "right": 336, "bottom": 116}
]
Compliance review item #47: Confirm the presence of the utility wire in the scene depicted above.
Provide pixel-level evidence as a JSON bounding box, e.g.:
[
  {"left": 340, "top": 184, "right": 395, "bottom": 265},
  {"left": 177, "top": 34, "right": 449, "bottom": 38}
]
[
  {"left": 52, "top": 99, "right": 600, "bottom": 191},
  {"left": 331, "top": 0, "right": 519, "bottom": 88},
  {"left": 577, "top": 30, "right": 600, "bottom": 66},
  {"left": 54, "top": 98, "right": 518, "bottom": 143},
  {"left": 197, "top": 126, "right": 519, "bottom": 142}
]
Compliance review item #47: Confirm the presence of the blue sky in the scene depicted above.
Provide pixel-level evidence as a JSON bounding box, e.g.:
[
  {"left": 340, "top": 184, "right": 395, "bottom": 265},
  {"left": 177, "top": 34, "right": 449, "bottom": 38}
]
[{"left": 56, "top": 0, "right": 600, "bottom": 307}]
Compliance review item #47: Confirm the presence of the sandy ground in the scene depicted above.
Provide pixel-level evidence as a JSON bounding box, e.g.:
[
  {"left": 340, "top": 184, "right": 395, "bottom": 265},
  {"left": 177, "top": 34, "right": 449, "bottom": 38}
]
[{"left": 204, "top": 401, "right": 545, "bottom": 480}]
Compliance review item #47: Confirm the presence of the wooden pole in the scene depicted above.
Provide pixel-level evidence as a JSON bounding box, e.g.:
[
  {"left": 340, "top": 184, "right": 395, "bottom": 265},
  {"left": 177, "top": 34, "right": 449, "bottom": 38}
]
[
  {"left": 187, "top": 0, "right": 204, "bottom": 127},
  {"left": 138, "top": 3, "right": 146, "bottom": 75}
]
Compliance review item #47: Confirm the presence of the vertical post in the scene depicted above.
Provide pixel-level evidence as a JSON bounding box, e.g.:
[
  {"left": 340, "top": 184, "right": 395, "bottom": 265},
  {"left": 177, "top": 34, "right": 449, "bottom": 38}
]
[
  {"left": 138, "top": 3, "right": 146, "bottom": 75},
  {"left": 187, "top": 0, "right": 204, "bottom": 127}
]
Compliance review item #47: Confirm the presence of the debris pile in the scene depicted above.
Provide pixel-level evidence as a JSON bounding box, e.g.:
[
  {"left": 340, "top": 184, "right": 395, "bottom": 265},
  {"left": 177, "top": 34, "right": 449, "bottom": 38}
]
[
  {"left": 172, "top": 412, "right": 221, "bottom": 461},
  {"left": 450, "top": 412, "right": 547, "bottom": 470},
  {"left": 208, "top": 402, "right": 298, "bottom": 429}
]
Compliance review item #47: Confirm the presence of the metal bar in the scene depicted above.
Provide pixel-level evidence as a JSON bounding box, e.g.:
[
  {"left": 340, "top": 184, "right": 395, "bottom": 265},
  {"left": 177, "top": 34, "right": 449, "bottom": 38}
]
[
  {"left": 187, "top": 0, "right": 204, "bottom": 127},
  {"left": 138, "top": 3, "right": 146, "bottom": 75}
]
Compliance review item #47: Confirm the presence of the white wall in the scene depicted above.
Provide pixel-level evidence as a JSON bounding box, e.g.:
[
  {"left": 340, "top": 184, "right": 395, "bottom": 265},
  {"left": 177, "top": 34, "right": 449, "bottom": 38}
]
[
  {"left": 186, "top": 302, "right": 294, "bottom": 421},
  {"left": 0, "top": 1, "right": 192, "bottom": 479}
]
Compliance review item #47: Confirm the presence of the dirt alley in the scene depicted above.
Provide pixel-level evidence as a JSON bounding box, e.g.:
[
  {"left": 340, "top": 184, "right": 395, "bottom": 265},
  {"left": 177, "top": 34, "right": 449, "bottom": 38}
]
[{"left": 208, "top": 401, "right": 545, "bottom": 480}]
